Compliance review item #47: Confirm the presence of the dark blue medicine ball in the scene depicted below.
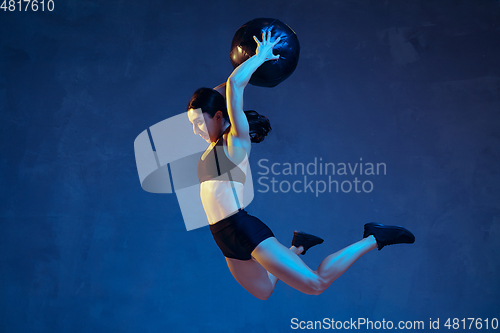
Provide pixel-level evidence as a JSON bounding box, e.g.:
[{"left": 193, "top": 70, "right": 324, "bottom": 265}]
[{"left": 230, "top": 18, "right": 300, "bottom": 88}]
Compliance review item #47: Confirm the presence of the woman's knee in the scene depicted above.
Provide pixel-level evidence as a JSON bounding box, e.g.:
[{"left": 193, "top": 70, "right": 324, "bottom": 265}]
[
  {"left": 303, "top": 275, "right": 327, "bottom": 295},
  {"left": 247, "top": 281, "right": 274, "bottom": 300},
  {"left": 253, "top": 288, "right": 273, "bottom": 300}
]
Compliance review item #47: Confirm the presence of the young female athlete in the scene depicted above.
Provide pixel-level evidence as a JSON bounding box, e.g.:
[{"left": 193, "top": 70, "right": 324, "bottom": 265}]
[{"left": 187, "top": 31, "right": 415, "bottom": 300}]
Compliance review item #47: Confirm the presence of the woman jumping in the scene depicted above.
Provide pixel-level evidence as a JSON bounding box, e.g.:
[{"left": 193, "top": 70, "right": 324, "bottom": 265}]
[{"left": 186, "top": 31, "right": 415, "bottom": 300}]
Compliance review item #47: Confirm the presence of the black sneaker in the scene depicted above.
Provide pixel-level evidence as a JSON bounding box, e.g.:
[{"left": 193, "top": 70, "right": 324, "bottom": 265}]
[
  {"left": 363, "top": 223, "right": 415, "bottom": 250},
  {"left": 292, "top": 231, "right": 324, "bottom": 255}
]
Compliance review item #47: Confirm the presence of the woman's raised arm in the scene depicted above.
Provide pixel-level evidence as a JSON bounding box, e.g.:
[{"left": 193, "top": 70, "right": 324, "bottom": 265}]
[{"left": 226, "top": 31, "right": 280, "bottom": 140}]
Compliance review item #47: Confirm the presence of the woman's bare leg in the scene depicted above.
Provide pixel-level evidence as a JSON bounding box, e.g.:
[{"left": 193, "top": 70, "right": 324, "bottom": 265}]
[
  {"left": 251, "top": 236, "right": 377, "bottom": 295},
  {"left": 266, "top": 245, "right": 303, "bottom": 286},
  {"left": 315, "top": 236, "right": 376, "bottom": 285},
  {"left": 225, "top": 245, "right": 304, "bottom": 300}
]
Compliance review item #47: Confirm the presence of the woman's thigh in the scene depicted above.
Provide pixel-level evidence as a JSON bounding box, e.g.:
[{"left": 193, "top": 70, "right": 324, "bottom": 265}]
[
  {"left": 251, "top": 237, "right": 322, "bottom": 295},
  {"left": 225, "top": 257, "right": 274, "bottom": 300}
]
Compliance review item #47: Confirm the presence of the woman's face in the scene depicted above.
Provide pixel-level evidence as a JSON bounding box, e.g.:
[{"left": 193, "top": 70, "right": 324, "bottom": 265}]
[{"left": 187, "top": 108, "right": 218, "bottom": 143}]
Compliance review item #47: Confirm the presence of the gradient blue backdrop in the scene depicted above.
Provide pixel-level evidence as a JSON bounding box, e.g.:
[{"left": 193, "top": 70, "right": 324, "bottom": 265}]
[{"left": 1, "top": 0, "right": 499, "bottom": 332}]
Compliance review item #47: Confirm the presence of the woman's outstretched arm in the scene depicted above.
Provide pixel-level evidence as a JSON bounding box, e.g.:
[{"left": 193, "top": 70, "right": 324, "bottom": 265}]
[{"left": 226, "top": 31, "right": 280, "bottom": 140}]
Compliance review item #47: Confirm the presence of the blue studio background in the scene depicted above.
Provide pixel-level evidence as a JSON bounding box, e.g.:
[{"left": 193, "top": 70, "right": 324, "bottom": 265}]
[{"left": 1, "top": 0, "right": 499, "bottom": 332}]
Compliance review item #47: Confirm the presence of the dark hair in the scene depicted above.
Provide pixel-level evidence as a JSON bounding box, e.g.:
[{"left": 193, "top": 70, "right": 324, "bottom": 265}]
[{"left": 187, "top": 87, "right": 271, "bottom": 143}]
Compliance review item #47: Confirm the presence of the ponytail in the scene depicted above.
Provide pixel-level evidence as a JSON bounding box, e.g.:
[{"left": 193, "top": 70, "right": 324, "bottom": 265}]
[{"left": 245, "top": 110, "right": 271, "bottom": 143}]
